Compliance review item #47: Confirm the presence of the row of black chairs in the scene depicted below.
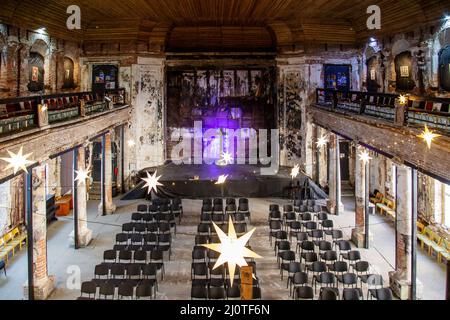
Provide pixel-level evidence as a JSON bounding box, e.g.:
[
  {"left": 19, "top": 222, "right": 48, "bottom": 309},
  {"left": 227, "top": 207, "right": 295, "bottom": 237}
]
[
  {"left": 80, "top": 202, "right": 180, "bottom": 299},
  {"left": 79, "top": 280, "right": 155, "bottom": 300},
  {"left": 191, "top": 284, "right": 261, "bottom": 300},
  {"left": 268, "top": 202, "right": 394, "bottom": 300}
]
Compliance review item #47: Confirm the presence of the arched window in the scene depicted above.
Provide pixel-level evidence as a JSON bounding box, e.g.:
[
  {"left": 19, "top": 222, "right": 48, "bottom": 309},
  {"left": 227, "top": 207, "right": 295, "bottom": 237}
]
[
  {"left": 394, "top": 51, "right": 415, "bottom": 91},
  {"left": 366, "top": 56, "right": 379, "bottom": 92},
  {"left": 439, "top": 45, "right": 450, "bottom": 91},
  {"left": 63, "top": 57, "right": 75, "bottom": 89},
  {"left": 27, "top": 52, "right": 45, "bottom": 92}
]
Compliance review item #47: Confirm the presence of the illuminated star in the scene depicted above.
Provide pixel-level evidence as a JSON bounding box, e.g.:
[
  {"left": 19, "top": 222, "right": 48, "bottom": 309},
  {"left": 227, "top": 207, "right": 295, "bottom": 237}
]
[
  {"left": 215, "top": 174, "right": 228, "bottom": 185},
  {"left": 359, "top": 150, "right": 372, "bottom": 164},
  {"left": 202, "top": 217, "right": 261, "bottom": 286},
  {"left": 141, "top": 170, "right": 163, "bottom": 194},
  {"left": 220, "top": 152, "right": 234, "bottom": 165},
  {"left": 290, "top": 164, "right": 300, "bottom": 179},
  {"left": 127, "top": 140, "right": 136, "bottom": 147},
  {"left": 1, "top": 146, "right": 34, "bottom": 174},
  {"left": 316, "top": 135, "right": 328, "bottom": 148},
  {"left": 40, "top": 104, "right": 48, "bottom": 112},
  {"left": 418, "top": 125, "right": 441, "bottom": 149},
  {"left": 74, "top": 167, "right": 91, "bottom": 186},
  {"left": 399, "top": 95, "right": 407, "bottom": 105}
]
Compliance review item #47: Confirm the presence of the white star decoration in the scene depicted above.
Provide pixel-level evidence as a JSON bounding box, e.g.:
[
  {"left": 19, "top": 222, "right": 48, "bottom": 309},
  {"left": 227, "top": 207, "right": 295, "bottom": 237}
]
[
  {"left": 316, "top": 135, "right": 328, "bottom": 148},
  {"left": 359, "top": 150, "right": 372, "bottom": 164},
  {"left": 1, "top": 146, "right": 34, "bottom": 174},
  {"left": 290, "top": 164, "right": 300, "bottom": 179},
  {"left": 220, "top": 151, "right": 234, "bottom": 165},
  {"left": 74, "top": 167, "right": 91, "bottom": 186},
  {"left": 399, "top": 95, "right": 407, "bottom": 105},
  {"left": 215, "top": 174, "right": 228, "bottom": 185},
  {"left": 202, "top": 217, "right": 261, "bottom": 286},
  {"left": 141, "top": 170, "right": 163, "bottom": 194},
  {"left": 418, "top": 125, "right": 441, "bottom": 149},
  {"left": 127, "top": 139, "right": 136, "bottom": 147}
]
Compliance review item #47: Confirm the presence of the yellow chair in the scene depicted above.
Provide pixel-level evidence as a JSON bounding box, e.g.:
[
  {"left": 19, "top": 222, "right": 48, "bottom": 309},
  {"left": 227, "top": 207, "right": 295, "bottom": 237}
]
[
  {"left": 370, "top": 192, "right": 383, "bottom": 204},
  {"left": 0, "top": 237, "right": 9, "bottom": 264},
  {"left": 427, "top": 231, "right": 444, "bottom": 257},
  {"left": 2, "top": 232, "right": 19, "bottom": 257},
  {"left": 9, "top": 227, "right": 27, "bottom": 250},
  {"left": 438, "top": 239, "right": 450, "bottom": 263}
]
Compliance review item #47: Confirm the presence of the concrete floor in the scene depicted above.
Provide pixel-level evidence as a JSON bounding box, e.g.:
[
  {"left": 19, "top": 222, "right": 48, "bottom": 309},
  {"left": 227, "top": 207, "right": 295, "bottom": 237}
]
[{"left": 0, "top": 195, "right": 446, "bottom": 300}]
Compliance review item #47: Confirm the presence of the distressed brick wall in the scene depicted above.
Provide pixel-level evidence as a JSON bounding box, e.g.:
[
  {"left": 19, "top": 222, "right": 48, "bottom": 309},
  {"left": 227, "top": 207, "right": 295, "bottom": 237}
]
[{"left": 0, "top": 24, "right": 81, "bottom": 98}]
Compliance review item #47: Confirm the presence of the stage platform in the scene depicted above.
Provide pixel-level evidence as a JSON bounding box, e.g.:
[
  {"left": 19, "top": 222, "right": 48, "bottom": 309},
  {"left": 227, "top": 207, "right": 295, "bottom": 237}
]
[{"left": 122, "top": 162, "right": 327, "bottom": 200}]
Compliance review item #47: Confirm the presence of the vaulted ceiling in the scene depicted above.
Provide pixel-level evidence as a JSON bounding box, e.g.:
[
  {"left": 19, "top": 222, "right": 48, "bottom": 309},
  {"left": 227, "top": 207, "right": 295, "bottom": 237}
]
[{"left": 0, "top": 0, "right": 448, "bottom": 51}]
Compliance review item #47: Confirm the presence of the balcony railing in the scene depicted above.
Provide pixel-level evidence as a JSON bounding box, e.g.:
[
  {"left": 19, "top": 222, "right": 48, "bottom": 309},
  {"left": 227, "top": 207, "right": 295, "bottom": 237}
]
[
  {"left": 315, "top": 88, "right": 450, "bottom": 133},
  {"left": 0, "top": 88, "right": 127, "bottom": 136}
]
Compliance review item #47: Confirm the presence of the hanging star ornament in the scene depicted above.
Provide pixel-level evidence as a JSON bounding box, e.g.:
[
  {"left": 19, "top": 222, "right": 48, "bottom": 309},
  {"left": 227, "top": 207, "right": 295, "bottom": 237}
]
[
  {"left": 359, "top": 150, "right": 372, "bottom": 164},
  {"left": 74, "top": 167, "right": 91, "bottom": 186},
  {"left": 141, "top": 170, "right": 163, "bottom": 194},
  {"left": 202, "top": 217, "right": 261, "bottom": 286},
  {"left": 399, "top": 95, "right": 407, "bottom": 105},
  {"left": 1, "top": 146, "right": 34, "bottom": 174},
  {"left": 290, "top": 164, "right": 300, "bottom": 179},
  {"left": 215, "top": 174, "right": 228, "bottom": 185},
  {"left": 127, "top": 139, "right": 136, "bottom": 147},
  {"left": 316, "top": 135, "right": 328, "bottom": 148},
  {"left": 417, "top": 125, "right": 441, "bottom": 149},
  {"left": 220, "top": 151, "right": 234, "bottom": 165}
]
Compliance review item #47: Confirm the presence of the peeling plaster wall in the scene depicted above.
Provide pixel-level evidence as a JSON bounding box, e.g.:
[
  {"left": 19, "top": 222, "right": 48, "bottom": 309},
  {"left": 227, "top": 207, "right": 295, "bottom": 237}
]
[
  {"left": 361, "top": 20, "right": 450, "bottom": 97},
  {"left": 0, "top": 24, "right": 81, "bottom": 98},
  {"left": 0, "top": 180, "right": 11, "bottom": 235},
  {"left": 277, "top": 53, "right": 360, "bottom": 168},
  {"left": 418, "top": 172, "right": 436, "bottom": 222},
  {"left": 128, "top": 57, "right": 165, "bottom": 171}
]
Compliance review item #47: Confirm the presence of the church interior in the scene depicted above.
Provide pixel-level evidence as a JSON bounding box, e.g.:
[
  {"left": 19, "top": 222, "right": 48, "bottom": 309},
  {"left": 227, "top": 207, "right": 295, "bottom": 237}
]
[{"left": 0, "top": 0, "right": 449, "bottom": 302}]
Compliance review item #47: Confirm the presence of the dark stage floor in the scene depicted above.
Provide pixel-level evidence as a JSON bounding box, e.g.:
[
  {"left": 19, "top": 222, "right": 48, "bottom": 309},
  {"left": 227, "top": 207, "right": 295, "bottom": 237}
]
[{"left": 122, "top": 162, "right": 326, "bottom": 199}]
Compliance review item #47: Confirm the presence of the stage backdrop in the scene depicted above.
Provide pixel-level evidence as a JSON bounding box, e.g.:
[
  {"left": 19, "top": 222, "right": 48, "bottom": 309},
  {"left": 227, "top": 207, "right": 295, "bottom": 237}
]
[{"left": 167, "top": 67, "right": 276, "bottom": 162}]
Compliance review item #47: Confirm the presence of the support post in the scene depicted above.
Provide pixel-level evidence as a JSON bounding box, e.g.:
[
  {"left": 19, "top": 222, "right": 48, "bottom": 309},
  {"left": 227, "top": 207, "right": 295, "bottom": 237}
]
[
  {"left": 25, "top": 172, "right": 34, "bottom": 301},
  {"left": 364, "top": 160, "right": 370, "bottom": 249},
  {"left": 411, "top": 168, "right": 418, "bottom": 300},
  {"left": 121, "top": 125, "right": 125, "bottom": 194},
  {"left": 70, "top": 146, "right": 93, "bottom": 247},
  {"left": 24, "top": 165, "right": 55, "bottom": 300},
  {"left": 326, "top": 133, "right": 343, "bottom": 215},
  {"left": 73, "top": 149, "right": 79, "bottom": 249},
  {"left": 98, "top": 132, "right": 116, "bottom": 215},
  {"left": 101, "top": 134, "right": 106, "bottom": 216}
]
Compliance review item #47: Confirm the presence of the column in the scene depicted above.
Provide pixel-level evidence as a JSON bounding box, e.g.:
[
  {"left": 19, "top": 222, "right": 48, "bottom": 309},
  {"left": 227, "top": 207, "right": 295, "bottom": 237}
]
[
  {"left": 389, "top": 165, "right": 422, "bottom": 299},
  {"left": 304, "top": 119, "right": 314, "bottom": 178},
  {"left": 69, "top": 146, "right": 93, "bottom": 247},
  {"left": 351, "top": 147, "right": 367, "bottom": 247},
  {"left": 327, "top": 133, "right": 344, "bottom": 214},
  {"left": 98, "top": 131, "right": 116, "bottom": 215},
  {"left": 317, "top": 128, "right": 328, "bottom": 188},
  {"left": 24, "top": 164, "right": 55, "bottom": 300}
]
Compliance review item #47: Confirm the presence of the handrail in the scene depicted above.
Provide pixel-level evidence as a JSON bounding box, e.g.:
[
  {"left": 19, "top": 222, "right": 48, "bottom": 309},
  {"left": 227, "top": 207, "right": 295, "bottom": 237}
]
[
  {"left": 315, "top": 88, "right": 450, "bottom": 133},
  {"left": 0, "top": 88, "right": 128, "bottom": 136}
]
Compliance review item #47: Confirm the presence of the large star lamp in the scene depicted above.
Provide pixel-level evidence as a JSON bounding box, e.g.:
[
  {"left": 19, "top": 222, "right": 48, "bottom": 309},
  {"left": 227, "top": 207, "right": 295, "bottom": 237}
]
[
  {"left": 202, "top": 217, "right": 261, "bottom": 286},
  {"left": 1, "top": 146, "right": 34, "bottom": 174},
  {"left": 141, "top": 170, "right": 163, "bottom": 194},
  {"left": 74, "top": 167, "right": 91, "bottom": 186},
  {"left": 418, "top": 125, "right": 441, "bottom": 149},
  {"left": 290, "top": 164, "right": 300, "bottom": 179}
]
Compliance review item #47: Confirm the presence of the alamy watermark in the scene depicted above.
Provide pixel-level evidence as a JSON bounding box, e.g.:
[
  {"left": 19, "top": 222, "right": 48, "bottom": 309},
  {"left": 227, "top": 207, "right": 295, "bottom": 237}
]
[{"left": 170, "top": 121, "right": 279, "bottom": 175}]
